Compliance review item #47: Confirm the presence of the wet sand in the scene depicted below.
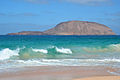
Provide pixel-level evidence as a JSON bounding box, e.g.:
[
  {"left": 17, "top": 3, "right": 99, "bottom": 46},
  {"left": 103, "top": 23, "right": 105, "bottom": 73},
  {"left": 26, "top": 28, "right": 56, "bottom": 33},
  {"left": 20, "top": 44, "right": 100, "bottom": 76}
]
[
  {"left": 0, "top": 66, "right": 118, "bottom": 80},
  {"left": 74, "top": 76, "right": 120, "bottom": 80}
]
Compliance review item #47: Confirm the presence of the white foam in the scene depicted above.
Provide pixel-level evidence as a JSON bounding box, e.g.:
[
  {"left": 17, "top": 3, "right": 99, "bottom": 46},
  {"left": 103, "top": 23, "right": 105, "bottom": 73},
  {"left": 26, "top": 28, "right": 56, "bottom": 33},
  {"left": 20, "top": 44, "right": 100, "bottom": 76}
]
[
  {"left": 108, "top": 70, "right": 120, "bottom": 76},
  {"left": 83, "top": 43, "right": 120, "bottom": 53},
  {"left": 77, "top": 59, "right": 120, "bottom": 62},
  {"left": 15, "top": 59, "right": 120, "bottom": 66},
  {"left": 32, "top": 49, "right": 48, "bottom": 54},
  {"left": 1, "top": 58, "right": 120, "bottom": 70},
  {"left": 109, "top": 44, "right": 120, "bottom": 52},
  {"left": 55, "top": 47, "right": 72, "bottom": 54},
  {"left": 18, "top": 60, "right": 42, "bottom": 64},
  {"left": 41, "top": 59, "right": 62, "bottom": 62},
  {"left": 110, "top": 44, "right": 120, "bottom": 48},
  {"left": 0, "top": 48, "right": 19, "bottom": 60}
]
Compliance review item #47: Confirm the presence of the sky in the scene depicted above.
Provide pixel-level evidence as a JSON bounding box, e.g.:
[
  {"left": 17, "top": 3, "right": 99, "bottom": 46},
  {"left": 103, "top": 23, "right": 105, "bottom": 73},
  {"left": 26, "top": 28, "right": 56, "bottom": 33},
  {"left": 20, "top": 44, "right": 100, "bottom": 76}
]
[{"left": 0, "top": 0, "right": 120, "bottom": 35}]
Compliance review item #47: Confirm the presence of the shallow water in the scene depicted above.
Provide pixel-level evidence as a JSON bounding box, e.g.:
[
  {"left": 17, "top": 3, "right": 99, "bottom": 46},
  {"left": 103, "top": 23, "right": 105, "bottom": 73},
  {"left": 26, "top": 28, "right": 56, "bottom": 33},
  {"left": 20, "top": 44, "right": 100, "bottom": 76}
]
[{"left": 0, "top": 35, "right": 120, "bottom": 69}]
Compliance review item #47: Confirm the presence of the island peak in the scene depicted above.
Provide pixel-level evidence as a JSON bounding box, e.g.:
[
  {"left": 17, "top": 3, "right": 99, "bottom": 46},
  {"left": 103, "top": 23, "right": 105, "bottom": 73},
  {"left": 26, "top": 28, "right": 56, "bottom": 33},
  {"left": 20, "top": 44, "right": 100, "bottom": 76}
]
[{"left": 7, "top": 21, "right": 116, "bottom": 35}]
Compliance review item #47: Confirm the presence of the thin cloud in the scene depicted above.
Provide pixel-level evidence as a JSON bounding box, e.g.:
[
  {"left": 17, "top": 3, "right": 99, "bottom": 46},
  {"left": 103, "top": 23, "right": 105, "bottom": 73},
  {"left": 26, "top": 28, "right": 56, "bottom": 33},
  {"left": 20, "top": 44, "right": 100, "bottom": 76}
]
[
  {"left": 0, "top": 23, "right": 38, "bottom": 27},
  {"left": 0, "top": 23, "right": 43, "bottom": 27},
  {"left": 16, "top": 0, "right": 49, "bottom": 4},
  {"left": 0, "top": 13, "right": 39, "bottom": 17},
  {"left": 62, "top": 0, "right": 109, "bottom": 3},
  {"left": 109, "top": 12, "right": 120, "bottom": 17},
  {"left": 14, "top": 0, "right": 112, "bottom": 6},
  {"left": 0, "top": 13, "right": 6, "bottom": 16},
  {"left": 60, "top": 0, "right": 112, "bottom": 6},
  {"left": 0, "top": 23, "right": 52, "bottom": 34},
  {"left": 15, "top": 0, "right": 112, "bottom": 6},
  {"left": 17, "top": 13, "right": 39, "bottom": 16},
  {"left": 0, "top": 23, "right": 54, "bottom": 30}
]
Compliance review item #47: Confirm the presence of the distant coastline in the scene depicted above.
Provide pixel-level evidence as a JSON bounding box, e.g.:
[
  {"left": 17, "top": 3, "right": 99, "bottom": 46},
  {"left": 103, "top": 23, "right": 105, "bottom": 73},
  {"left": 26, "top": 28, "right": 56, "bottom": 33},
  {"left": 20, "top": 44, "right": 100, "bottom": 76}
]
[{"left": 7, "top": 21, "right": 116, "bottom": 35}]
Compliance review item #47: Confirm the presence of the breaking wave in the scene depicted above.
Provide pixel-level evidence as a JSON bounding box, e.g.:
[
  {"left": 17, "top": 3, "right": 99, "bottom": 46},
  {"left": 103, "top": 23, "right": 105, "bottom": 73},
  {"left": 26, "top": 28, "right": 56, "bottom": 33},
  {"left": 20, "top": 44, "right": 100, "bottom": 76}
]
[
  {"left": 0, "top": 46, "right": 72, "bottom": 60},
  {"left": 32, "top": 49, "right": 48, "bottom": 54},
  {"left": 0, "top": 44, "right": 120, "bottom": 60},
  {"left": 83, "top": 44, "right": 120, "bottom": 53},
  {"left": 0, "top": 48, "right": 19, "bottom": 60},
  {"left": 55, "top": 47, "right": 72, "bottom": 54},
  {"left": 32, "top": 46, "right": 72, "bottom": 54}
]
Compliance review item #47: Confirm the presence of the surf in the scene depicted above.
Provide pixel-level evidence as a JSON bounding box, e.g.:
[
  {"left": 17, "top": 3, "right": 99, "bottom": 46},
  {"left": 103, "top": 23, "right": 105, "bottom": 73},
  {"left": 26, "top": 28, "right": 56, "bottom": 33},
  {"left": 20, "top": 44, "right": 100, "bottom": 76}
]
[
  {"left": 83, "top": 44, "right": 120, "bottom": 53},
  {"left": 0, "top": 48, "right": 19, "bottom": 60},
  {"left": 0, "top": 46, "right": 73, "bottom": 60}
]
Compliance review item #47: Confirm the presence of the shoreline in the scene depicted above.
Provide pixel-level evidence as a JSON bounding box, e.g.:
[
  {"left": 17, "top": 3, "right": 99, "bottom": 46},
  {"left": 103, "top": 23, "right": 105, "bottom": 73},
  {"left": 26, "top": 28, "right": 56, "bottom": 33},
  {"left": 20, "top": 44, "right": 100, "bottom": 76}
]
[{"left": 0, "top": 66, "right": 118, "bottom": 80}]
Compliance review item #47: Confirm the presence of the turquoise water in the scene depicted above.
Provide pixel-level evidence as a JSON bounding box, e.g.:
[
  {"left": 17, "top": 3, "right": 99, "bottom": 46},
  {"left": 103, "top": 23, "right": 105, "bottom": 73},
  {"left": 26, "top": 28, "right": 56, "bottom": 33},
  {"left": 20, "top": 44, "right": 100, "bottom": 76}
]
[{"left": 0, "top": 35, "right": 120, "bottom": 69}]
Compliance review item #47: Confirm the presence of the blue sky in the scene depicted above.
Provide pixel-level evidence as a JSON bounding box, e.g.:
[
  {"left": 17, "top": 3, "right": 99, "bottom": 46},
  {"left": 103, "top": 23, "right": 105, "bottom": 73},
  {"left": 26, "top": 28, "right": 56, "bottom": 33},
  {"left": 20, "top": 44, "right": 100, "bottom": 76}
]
[{"left": 0, "top": 0, "right": 120, "bottom": 35}]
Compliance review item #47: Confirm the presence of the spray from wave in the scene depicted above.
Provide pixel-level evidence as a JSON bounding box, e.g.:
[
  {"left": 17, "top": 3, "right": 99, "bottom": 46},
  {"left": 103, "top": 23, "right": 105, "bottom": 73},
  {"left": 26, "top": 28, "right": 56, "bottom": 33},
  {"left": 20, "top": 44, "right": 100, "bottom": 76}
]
[{"left": 0, "top": 48, "right": 19, "bottom": 60}]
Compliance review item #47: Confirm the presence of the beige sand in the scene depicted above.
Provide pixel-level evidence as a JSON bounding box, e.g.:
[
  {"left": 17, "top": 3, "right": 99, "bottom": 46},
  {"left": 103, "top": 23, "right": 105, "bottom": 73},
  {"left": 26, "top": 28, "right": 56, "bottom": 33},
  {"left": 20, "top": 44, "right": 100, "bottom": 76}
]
[
  {"left": 0, "top": 66, "right": 118, "bottom": 80},
  {"left": 74, "top": 76, "right": 120, "bottom": 80}
]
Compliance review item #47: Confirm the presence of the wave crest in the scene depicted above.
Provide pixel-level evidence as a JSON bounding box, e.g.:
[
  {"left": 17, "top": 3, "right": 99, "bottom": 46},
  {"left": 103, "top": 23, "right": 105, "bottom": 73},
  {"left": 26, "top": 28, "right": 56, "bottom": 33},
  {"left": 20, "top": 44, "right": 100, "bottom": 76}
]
[
  {"left": 0, "top": 46, "right": 72, "bottom": 60},
  {"left": 83, "top": 44, "right": 120, "bottom": 53},
  {"left": 32, "top": 49, "right": 48, "bottom": 54},
  {"left": 32, "top": 46, "right": 72, "bottom": 54},
  {"left": 0, "top": 48, "right": 19, "bottom": 60},
  {"left": 55, "top": 47, "right": 72, "bottom": 54}
]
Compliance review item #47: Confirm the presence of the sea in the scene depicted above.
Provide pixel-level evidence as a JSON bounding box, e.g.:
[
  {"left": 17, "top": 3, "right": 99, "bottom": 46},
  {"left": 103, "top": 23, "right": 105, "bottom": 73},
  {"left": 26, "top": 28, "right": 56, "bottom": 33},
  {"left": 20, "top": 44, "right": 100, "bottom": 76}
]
[{"left": 0, "top": 35, "right": 120, "bottom": 70}]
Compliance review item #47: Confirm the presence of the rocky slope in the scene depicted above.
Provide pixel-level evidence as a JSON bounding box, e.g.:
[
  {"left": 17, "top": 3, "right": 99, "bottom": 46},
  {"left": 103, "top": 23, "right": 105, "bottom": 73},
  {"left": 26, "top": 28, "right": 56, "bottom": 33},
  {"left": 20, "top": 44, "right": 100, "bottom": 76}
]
[{"left": 7, "top": 21, "right": 116, "bottom": 35}]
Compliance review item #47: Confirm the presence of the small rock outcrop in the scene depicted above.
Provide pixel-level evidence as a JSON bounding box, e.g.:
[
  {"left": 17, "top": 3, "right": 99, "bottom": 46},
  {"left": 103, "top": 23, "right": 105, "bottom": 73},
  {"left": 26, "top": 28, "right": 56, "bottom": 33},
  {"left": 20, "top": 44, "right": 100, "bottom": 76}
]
[{"left": 7, "top": 31, "right": 47, "bottom": 35}]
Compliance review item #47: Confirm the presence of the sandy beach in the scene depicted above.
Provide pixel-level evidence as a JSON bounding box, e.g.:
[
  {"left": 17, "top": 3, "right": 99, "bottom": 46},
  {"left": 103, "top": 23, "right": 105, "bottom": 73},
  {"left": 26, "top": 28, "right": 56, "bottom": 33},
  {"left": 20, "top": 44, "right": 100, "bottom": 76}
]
[
  {"left": 0, "top": 66, "right": 119, "bottom": 80},
  {"left": 74, "top": 76, "right": 120, "bottom": 80}
]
